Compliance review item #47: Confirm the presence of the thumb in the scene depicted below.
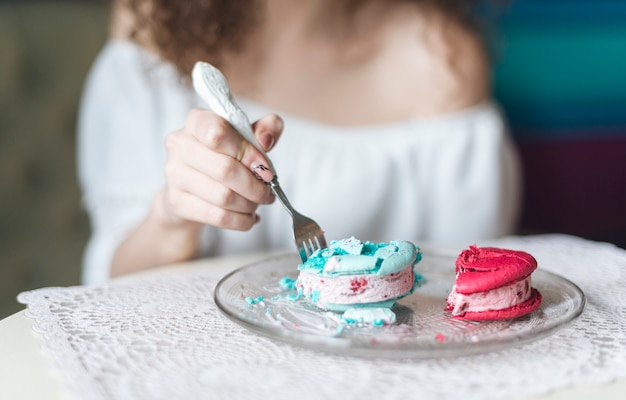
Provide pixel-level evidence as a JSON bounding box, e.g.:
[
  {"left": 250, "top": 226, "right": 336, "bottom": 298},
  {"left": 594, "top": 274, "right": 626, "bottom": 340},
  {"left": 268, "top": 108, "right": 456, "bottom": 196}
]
[{"left": 252, "top": 114, "right": 284, "bottom": 152}]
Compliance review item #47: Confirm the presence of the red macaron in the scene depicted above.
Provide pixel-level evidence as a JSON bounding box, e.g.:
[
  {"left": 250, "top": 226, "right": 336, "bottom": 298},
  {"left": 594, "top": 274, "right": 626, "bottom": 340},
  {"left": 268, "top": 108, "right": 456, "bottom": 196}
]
[{"left": 445, "top": 245, "right": 543, "bottom": 321}]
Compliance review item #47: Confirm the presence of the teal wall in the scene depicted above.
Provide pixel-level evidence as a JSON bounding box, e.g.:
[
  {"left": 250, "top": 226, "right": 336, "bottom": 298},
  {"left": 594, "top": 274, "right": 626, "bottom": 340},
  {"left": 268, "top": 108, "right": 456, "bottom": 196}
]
[
  {"left": 492, "top": 1, "right": 626, "bottom": 137},
  {"left": 490, "top": 1, "right": 626, "bottom": 247}
]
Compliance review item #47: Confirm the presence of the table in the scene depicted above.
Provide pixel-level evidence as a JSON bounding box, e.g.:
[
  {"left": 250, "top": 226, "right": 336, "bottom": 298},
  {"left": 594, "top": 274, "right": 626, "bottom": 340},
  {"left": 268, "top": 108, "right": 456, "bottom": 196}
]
[{"left": 1, "top": 235, "right": 626, "bottom": 400}]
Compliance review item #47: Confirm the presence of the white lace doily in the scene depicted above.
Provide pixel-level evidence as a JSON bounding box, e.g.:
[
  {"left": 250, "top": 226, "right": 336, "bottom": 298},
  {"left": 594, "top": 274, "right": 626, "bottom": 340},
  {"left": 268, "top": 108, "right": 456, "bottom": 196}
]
[{"left": 18, "top": 235, "right": 626, "bottom": 400}]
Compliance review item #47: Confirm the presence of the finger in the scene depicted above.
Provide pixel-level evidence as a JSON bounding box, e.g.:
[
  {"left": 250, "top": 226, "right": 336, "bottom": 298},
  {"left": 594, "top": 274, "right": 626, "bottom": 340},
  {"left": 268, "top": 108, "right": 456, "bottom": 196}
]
[
  {"left": 184, "top": 144, "right": 274, "bottom": 204},
  {"left": 166, "top": 161, "right": 263, "bottom": 214},
  {"left": 166, "top": 128, "right": 274, "bottom": 205},
  {"left": 185, "top": 109, "right": 247, "bottom": 160},
  {"left": 236, "top": 114, "right": 284, "bottom": 183},
  {"left": 184, "top": 109, "right": 275, "bottom": 183},
  {"left": 252, "top": 114, "right": 284, "bottom": 152},
  {"left": 166, "top": 187, "right": 259, "bottom": 231}
]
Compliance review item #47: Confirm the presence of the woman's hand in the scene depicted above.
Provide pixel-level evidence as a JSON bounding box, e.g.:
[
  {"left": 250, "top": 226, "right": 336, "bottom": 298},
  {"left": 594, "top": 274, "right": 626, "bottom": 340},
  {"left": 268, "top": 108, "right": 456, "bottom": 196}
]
[
  {"left": 161, "top": 109, "right": 284, "bottom": 231},
  {"left": 110, "top": 110, "right": 283, "bottom": 277}
]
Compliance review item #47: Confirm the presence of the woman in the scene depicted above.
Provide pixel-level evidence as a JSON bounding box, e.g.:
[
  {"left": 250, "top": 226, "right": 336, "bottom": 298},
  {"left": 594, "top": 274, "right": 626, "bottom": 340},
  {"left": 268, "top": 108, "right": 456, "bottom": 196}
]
[{"left": 78, "top": 0, "right": 520, "bottom": 283}]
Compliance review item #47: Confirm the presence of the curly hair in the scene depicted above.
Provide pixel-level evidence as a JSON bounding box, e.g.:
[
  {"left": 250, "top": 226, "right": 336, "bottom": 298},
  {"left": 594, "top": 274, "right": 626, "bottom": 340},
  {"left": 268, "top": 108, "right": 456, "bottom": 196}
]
[
  {"left": 122, "top": 0, "right": 263, "bottom": 75},
  {"left": 121, "top": 0, "right": 482, "bottom": 77}
]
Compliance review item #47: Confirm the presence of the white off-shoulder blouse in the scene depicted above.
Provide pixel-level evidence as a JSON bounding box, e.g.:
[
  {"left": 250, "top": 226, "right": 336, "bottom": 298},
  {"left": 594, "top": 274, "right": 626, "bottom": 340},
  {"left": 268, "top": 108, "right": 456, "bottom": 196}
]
[{"left": 77, "top": 40, "right": 521, "bottom": 284}]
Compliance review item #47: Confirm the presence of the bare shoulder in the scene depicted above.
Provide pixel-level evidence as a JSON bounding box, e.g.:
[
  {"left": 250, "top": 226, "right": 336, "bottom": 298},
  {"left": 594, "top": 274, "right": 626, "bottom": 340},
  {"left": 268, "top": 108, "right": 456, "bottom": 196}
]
[{"left": 381, "top": 5, "right": 490, "bottom": 116}]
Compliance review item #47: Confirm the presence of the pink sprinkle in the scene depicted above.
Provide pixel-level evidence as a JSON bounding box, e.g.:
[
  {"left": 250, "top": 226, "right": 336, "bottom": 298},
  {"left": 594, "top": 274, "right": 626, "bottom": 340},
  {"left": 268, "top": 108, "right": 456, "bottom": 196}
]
[
  {"left": 349, "top": 277, "right": 368, "bottom": 293},
  {"left": 435, "top": 333, "right": 446, "bottom": 343}
]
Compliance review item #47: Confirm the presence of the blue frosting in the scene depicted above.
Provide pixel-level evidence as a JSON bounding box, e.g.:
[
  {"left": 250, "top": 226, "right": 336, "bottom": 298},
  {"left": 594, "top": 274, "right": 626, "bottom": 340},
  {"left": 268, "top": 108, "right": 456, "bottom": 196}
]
[
  {"left": 310, "top": 289, "right": 321, "bottom": 304},
  {"left": 325, "top": 298, "right": 397, "bottom": 313},
  {"left": 278, "top": 276, "right": 296, "bottom": 291},
  {"left": 341, "top": 307, "right": 397, "bottom": 326},
  {"left": 244, "top": 296, "right": 264, "bottom": 305},
  {"left": 297, "top": 237, "right": 421, "bottom": 277}
]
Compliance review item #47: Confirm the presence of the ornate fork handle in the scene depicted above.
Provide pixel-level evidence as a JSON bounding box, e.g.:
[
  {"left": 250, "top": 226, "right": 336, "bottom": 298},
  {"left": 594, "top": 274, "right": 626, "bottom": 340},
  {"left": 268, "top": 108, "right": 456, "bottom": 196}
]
[
  {"left": 191, "top": 62, "right": 276, "bottom": 176},
  {"left": 193, "top": 62, "right": 286, "bottom": 212},
  {"left": 192, "top": 61, "right": 328, "bottom": 261}
]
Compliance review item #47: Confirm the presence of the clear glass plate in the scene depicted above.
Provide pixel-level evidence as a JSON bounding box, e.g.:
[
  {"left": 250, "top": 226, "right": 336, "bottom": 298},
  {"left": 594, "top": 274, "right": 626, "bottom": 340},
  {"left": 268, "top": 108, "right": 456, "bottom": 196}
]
[{"left": 214, "top": 248, "right": 585, "bottom": 359}]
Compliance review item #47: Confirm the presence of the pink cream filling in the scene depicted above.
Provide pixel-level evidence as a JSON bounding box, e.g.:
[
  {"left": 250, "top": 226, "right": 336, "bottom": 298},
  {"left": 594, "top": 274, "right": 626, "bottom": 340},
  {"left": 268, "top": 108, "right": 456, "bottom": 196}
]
[
  {"left": 296, "top": 266, "right": 415, "bottom": 307},
  {"left": 447, "top": 276, "right": 532, "bottom": 315}
]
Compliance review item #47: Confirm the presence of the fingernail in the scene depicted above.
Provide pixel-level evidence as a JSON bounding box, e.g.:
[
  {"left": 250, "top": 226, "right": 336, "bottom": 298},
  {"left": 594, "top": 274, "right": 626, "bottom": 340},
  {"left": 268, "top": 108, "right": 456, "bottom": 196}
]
[
  {"left": 258, "top": 132, "right": 275, "bottom": 151},
  {"left": 273, "top": 115, "right": 284, "bottom": 132},
  {"left": 251, "top": 163, "right": 274, "bottom": 183}
]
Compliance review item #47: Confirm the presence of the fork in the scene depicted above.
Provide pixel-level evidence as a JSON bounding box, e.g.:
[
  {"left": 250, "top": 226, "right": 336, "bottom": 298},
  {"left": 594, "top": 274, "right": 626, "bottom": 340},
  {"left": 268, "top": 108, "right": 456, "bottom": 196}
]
[{"left": 191, "top": 61, "right": 328, "bottom": 262}]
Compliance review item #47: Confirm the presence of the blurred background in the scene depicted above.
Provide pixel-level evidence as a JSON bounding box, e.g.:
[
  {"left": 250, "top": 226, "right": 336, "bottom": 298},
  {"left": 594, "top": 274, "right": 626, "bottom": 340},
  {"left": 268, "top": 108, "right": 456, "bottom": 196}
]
[
  {"left": 1, "top": 0, "right": 107, "bottom": 318},
  {"left": 1, "top": 0, "right": 625, "bottom": 319}
]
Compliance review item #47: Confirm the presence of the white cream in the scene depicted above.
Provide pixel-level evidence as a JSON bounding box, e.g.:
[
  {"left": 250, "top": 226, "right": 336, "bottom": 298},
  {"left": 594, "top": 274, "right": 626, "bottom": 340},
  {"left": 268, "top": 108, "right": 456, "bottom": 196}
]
[{"left": 447, "top": 277, "right": 532, "bottom": 315}]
